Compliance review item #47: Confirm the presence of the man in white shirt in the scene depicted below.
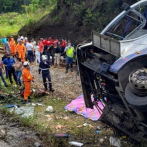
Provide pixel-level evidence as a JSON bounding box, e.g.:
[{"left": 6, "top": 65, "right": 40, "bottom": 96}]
[{"left": 26, "top": 40, "right": 33, "bottom": 64}]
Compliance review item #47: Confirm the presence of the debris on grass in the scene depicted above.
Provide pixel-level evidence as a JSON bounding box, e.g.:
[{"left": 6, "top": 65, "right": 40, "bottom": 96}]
[
  {"left": 10, "top": 106, "right": 34, "bottom": 118},
  {"left": 56, "top": 125, "right": 62, "bottom": 129},
  {"left": 32, "top": 103, "right": 44, "bottom": 106},
  {"left": 69, "top": 141, "right": 84, "bottom": 147},
  {"left": 63, "top": 116, "right": 69, "bottom": 120},
  {"left": 83, "top": 123, "right": 88, "bottom": 126},
  {"left": 109, "top": 136, "right": 121, "bottom": 147},
  {"left": 46, "top": 106, "right": 54, "bottom": 112}
]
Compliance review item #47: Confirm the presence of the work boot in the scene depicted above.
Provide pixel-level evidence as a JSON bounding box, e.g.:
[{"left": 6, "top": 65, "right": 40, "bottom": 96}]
[
  {"left": 65, "top": 64, "right": 69, "bottom": 73},
  {"left": 49, "top": 87, "right": 55, "bottom": 92},
  {"left": 28, "top": 96, "right": 32, "bottom": 102},
  {"left": 21, "top": 100, "right": 28, "bottom": 104}
]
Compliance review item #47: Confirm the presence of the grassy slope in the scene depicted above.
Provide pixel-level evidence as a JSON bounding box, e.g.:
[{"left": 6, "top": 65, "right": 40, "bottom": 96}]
[
  {"left": 18, "top": 0, "right": 139, "bottom": 45},
  {"left": 0, "top": 5, "right": 55, "bottom": 37},
  {"left": 0, "top": 78, "right": 112, "bottom": 147}
]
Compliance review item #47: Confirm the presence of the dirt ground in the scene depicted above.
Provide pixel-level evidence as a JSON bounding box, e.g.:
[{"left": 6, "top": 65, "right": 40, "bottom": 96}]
[
  {"left": 0, "top": 54, "right": 137, "bottom": 147},
  {"left": 30, "top": 63, "right": 82, "bottom": 101},
  {"left": 0, "top": 112, "right": 42, "bottom": 147}
]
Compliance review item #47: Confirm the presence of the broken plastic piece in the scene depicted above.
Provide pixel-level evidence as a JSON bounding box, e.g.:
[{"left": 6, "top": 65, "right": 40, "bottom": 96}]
[
  {"left": 3, "top": 104, "right": 19, "bottom": 108},
  {"left": 69, "top": 141, "right": 84, "bottom": 147},
  {"left": 109, "top": 136, "right": 121, "bottom": 147},
  {"left": 46, "top": 106, "right": 53, "bottom": 112},
  {"left": 53, "top": 133, "right": 69, "bottom": 138}
]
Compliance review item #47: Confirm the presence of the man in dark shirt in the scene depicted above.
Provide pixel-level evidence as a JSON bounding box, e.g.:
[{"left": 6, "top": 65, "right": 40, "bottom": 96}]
[
  {"left": 47, "top": 44, "right": 54, "bottom": 66},
  {"left": 39, "top": 55, "right": 54, "bottom": 92},
  {"left": 2, "top": 54, "right": 17, "bottom": 84},
  {"left": 54, "top": 42, "right": 61, "bottom": 68}
]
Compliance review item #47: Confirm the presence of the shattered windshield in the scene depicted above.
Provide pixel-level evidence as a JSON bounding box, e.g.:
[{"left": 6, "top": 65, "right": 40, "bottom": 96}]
[{"left": 105, "top": 8, "right": 146, "bottom": 40}]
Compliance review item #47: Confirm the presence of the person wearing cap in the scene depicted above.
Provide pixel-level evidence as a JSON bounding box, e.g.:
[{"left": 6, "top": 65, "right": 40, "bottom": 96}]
[
  {"left": 10, "top": 37, "right": 16, "bottom": 57},
  {"left": 15, "top": 40, "right": 26, "bottom": 62},
  {"left": 22, "top": 61, "right": 33, "bottom": 103},
  {"left": 2, "top": 54, "right": 17, "bottom": 84},
  {"left": 64, "top": 41, "right": 74, "bottom": 73},
  {"left": 39, "top": 55, "right": 54, "bottom": 92}
]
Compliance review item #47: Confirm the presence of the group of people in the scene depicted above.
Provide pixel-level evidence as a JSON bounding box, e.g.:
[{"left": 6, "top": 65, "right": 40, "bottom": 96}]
[
  {"left": 0, "top": 35, "right": 75, "bottom": 103},
  {"left": 2, "top": 36, "right": 75, "bottom": 72}
]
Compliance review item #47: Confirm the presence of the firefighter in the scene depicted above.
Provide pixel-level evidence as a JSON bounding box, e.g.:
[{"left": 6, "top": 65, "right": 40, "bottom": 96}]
[
  {"left": 15, "top": 40, "right": 26, "bottom": 62},
  {"left": 10, "top": 37, "right": 16, "bottom": 57},
  {"left": 22, "top": 61, "right": 33, "bottom": 103},
  {"left": 39, "top": 55, "right": 54, "bottom": 92}
]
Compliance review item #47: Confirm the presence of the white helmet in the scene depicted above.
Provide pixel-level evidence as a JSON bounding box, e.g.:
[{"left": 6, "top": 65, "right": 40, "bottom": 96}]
[
  {"left": 23, "top": 61, "right": 29, "bottom": 66},
  {"left": 20, "top": 36, "right": 24, "bottom": 40},
  {"left": 42, "top": 55, "right": 47, "bottom": 60},
  {"left": 25, "top": 37, "right": 28, "bottom": 41}
]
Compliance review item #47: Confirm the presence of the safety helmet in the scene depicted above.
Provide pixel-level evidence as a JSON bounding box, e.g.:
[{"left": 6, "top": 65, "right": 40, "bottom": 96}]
[
  {"left": 23, "top": 61, "right": 29, "bottom": 66},
  {"left": 20, "top": 36, "right": 24, "bottom": 40},
  {"left": 42, "top": 55, "right": 47, "bottom": 60}
]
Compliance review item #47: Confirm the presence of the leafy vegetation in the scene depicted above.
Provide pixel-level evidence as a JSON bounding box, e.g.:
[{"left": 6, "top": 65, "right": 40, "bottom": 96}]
[{"left": 0, "top": 0, "right": 57, "bottom": 37}]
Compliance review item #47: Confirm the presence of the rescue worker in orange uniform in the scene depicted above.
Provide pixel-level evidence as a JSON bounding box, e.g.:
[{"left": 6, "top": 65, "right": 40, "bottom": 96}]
[
  {"left": 9, "top": 37, "right": 16, "bottom": 57},
  {"left": 22, "top": 61, "right": 33, "bottom": 103},
  {"left": 15, "top": 40, "right": 26, "bottom": 62}
]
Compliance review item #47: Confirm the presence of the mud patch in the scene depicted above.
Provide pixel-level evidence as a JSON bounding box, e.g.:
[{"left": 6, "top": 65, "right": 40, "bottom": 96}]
[{"left": 0, "top": 112, "right": 42, "bottom": 147}]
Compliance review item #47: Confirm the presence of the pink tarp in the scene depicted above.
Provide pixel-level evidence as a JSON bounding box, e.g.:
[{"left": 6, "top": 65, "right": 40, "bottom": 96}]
[{"left": 65, "top": 95, "right": 105, "bottom": 121}]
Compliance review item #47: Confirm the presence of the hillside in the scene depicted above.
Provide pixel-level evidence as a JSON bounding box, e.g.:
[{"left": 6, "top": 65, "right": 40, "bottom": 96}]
[
  {"left": 0, "top": 0, "right": 57, "bottom": 38},
  {"left": 19, "top": 0, "right": 139, "bottom": 45}
]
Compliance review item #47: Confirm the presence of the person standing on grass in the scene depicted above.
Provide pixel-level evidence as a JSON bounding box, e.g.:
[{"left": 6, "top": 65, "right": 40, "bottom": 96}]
[
  {"left": 13, "top": 58, "right": 23, "bottom": 87},
  {"left": 2, "top": 54, "right": 17, "bottom": 84},
  {"left": 22, "top": 61, "right": 33, "bottom": 104},
  {"left": 35, "top": 42, "right": 40, "bottom": 65},
  {"left": 0, "top": 60, "right": 8, "bottom": 87},
  {"left": 64, "top": 41, "right": 74, "bottom": 73}
]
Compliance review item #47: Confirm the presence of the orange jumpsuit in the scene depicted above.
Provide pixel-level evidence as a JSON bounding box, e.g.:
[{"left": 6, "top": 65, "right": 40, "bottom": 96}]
[
  {"left": 15, "top": 43, "right": 26, "bottom": 62},
  {"left": 10, "top": 38, "right": 16, "bottom": 56},
  {"left": 22, "top": 68, "right": 33, "bottom": 100}
]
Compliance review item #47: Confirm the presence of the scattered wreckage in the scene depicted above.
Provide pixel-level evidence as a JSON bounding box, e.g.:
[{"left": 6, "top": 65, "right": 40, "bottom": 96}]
[{"left": 77, "top": 0, "right": 147, "bottom": 142}]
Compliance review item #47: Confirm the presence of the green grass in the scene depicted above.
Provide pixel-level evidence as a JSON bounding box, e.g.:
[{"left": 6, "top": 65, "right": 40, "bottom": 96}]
[{"left": 0, "top": 5, "right": 55, "bottom": 38}]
